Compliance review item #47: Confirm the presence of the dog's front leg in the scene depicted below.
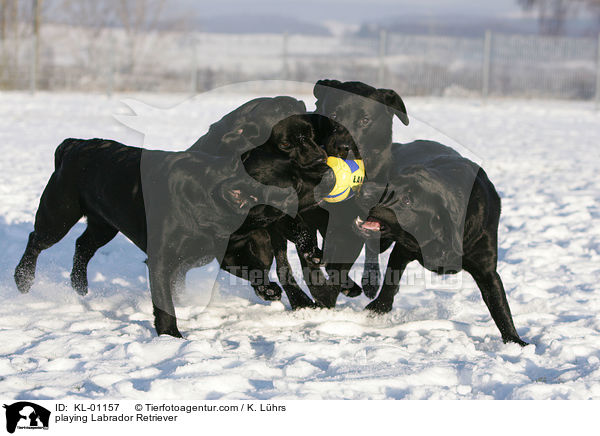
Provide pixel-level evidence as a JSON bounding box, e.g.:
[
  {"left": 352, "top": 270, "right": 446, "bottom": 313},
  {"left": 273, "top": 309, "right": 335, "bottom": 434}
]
[
  {"left": 465, "top": 264, "right": 527, "bottom": 346},
  {"left": 275, "top": 216, "right": 323, "bottom": 267},
  {"left": 365, "top": 243, "right": 410, "bottom": 314},
  {"left": 147, "top": 258, "right": 182, "bottom": 338},
  {"left": 269, "top": 229, "right": 316, "bottom": 310}
]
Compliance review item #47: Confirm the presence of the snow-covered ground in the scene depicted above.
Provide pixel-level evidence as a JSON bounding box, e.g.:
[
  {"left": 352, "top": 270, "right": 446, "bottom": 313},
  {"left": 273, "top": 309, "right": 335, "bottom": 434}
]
[{"left": 1, "top": 90, "right": 600, "bottom": 399}]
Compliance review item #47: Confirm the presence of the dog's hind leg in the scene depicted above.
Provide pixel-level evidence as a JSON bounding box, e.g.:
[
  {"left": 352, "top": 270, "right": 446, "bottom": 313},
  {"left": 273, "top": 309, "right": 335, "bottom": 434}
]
[
  {"left": 71, "top": 218, "right": 118, "bottom": 296},
  {"left": 222, "top": 230, "right": 282, "bottom": 302},
  {"left": 465, "top": 264, "right": 527, "bottom": 346},
  {"left": 15, "top": 172, "right": 82, "bottom": 293},
  {"left": 463, "top": 249, "right": 527, "bottom": 346}
]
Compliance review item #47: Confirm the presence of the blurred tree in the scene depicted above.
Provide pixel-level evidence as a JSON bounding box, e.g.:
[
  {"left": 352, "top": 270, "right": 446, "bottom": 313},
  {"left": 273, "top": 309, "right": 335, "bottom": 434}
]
[
  {"left": 518, "top": 0, "right": 600, "bottom": 35},
  {"left": 518, "top": 0, "right": 573, "bottom": 35},
  {"left": 116, "top": 0, "right": 165, "bottom": 72},
  {"left": 59, "top": 0, "right": 116, "bottom": 70}
]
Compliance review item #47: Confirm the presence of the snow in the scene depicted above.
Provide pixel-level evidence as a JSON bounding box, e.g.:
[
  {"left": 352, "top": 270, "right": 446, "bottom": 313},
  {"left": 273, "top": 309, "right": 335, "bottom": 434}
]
[{"left": 1, "top": 90, "right": 599, "bottom": 399}]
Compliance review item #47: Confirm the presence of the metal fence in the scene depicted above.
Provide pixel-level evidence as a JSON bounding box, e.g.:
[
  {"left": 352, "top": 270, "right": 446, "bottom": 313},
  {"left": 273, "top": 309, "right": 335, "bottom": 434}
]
[{"left": 0, "top": 24, "right": 599, "bottom": 103}]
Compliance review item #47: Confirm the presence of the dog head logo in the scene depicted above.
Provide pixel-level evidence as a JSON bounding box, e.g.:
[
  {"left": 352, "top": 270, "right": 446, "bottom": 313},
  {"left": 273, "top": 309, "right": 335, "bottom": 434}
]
[{"left": 3, "top": 402, "right": 50, "bottom": 434}]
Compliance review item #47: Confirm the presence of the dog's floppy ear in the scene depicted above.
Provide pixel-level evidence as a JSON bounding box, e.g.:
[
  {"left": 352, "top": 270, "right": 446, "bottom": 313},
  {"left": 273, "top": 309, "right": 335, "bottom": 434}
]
[
  {"left": 313, "top": 79, "right": 343, "bottom": 100},
  {"left": 377, "top": 88, "right": 409, "bottom": 126},
  {"left": 221, "top": 122, "right": 260, "bottom": 143},
  {"left": 273, "top": 96, "right": 306, "bottom": 114},
  {"left": 219, "top": 122, "right": 261, "bottom": 157}
]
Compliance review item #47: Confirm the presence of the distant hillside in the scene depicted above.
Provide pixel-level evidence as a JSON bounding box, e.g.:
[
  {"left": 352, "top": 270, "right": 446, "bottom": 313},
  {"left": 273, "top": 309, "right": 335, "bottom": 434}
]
[
  {"left": 195, "top": 14, "right": 331, "bottom": 35},
  {"left": 356, "top": 15, "right": 600, "bottom": 38}
]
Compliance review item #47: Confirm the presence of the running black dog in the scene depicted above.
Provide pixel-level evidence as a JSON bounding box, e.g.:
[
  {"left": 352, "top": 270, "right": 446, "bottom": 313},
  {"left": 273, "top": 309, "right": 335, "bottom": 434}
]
[
  {"left": 14, "top": 138, "right": 300, "bottom": 338},
  {"left": 353, "top": 140, "right": 527, "bottom": 346}
]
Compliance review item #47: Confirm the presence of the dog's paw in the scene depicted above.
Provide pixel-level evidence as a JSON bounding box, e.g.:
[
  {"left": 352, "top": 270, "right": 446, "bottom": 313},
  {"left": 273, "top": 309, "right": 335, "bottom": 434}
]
[
  {"left": 14, "top": 265, "right": 34, "bottom": 294},
  {"left": 311, "top": 287, "right": 340, "bottom": 309},
  {"left": 288, "top": 291, "right": 317, "bottom": 310},
  {"left": 361, "top": 265, "right": 381, "bottom": 299},
  {"left": 302, "top": 248, "right": 324, "bottom": 267},
  {"left": 341, "top": 281, "right": 362, "bottom": 298},
  {"left": 503, "top": 336, "right": 529, "bottom": 347},
  {"left": 361, "top": 281, "right": 379, "bottom": 299},
  {"left": 154, "top": 309, "right": 184, "bottom": 338},
  {"left": 254, "top": 283, "right": 283, "bottom": 301},
  {"left": 365, "top": 298, "right": 393, "bottom": 314},
  {"left": 70, "top": 273, "right": 89, "bottom": 296},
  {"left": 157, "top": 327, "right": 184, "bottom": 339}
]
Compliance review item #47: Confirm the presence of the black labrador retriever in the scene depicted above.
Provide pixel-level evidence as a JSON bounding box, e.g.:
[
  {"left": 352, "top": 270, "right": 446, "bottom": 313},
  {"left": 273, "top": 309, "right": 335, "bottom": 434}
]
[
  {"left": 353, "top": 140, "right": 527, "bottom": 346},
  {"left": 216, "top": 114, "right": 335, "bottom": 307},
  {"left": 297, "top": 79, "right": 410, "bottom": 307},
  {"left": 14, "top": 138, "right": 299, "bottom": 338},
  {"left": 187, "top": 97, "right": 335, "bottom": 308}
]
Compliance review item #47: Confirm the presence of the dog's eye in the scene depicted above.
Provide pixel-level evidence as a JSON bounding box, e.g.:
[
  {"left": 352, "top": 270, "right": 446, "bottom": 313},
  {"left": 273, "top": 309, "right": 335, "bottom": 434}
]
[
  {"left": 359, "top": 117, "right": 370, "bottom": 126},
  {"left": 400, "top": 194, "right": 411, "bottom": 206},
  {"left": 280, "top": 142, "right": 292, "bottom": 149}
]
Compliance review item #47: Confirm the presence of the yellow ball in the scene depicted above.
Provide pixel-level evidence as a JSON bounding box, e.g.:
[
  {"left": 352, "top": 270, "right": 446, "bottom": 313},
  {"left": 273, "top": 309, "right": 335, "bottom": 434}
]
[{"left": 323, "top": 157, "right": 365, "bottom": 203}]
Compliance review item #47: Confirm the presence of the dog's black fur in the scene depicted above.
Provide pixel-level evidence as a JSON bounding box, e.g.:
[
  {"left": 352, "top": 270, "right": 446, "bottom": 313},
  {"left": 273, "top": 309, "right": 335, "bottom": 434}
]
[
  {"left": 297, "top": 79, "right": 409, "bottom": 307},
  {"left": 14, "top": 138, "right": 304, "bottom": 338},
  {"left": 353, "top": 140, "right": 527, "bottom": 346},
  {"left": 217, "top": 114, "right": 336, "bottom": 307}
]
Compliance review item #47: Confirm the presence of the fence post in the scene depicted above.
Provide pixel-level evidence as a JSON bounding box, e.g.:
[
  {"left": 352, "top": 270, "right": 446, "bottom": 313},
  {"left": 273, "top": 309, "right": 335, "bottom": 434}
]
[
  {"left": 191, "top": 36, "right": 198, "bottom": 94},
  {"left": 0, "top": 33, "right": 5, "bottom": 86},
  {"left": 378, "top": 29, "right": 387, "bottom": 86},
  {"left": 29, "top": 37, "right": 36, "bottom": 93},
  {"left": 30, "top": 0, "right": 40, "bottom": 94},
  {"left": 482, "top": 30, "right": 492, "bottom": 100},
  {"left": 595, "top": 33, "right": 600, "bottom": 110},
  {"left": 106, "top": 34, "right": 115, "bottom": 97},
  {"left": 282, "top": 31, "right": 289, "bottom": 81}
]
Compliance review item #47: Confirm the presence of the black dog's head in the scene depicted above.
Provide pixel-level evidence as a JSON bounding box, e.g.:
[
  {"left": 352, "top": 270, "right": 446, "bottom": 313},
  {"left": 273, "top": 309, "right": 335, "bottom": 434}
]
[
  {"left": 313, "top": 79, "right": 408, "bottom": 178},
  {"left": 215, "top": 156, "right": 299, "bottom": 220},
  {"left": 190, "top": 96, "right": 308, "bottom": 156},
  {"left": 260, "top": 113, "right": 329, "bottom": 169},
  {"left": 238, "top": 113, "right": 335, "bottom": 210},
  {"left": 353, "top": 166, "right": 467, "bottom": 270}
]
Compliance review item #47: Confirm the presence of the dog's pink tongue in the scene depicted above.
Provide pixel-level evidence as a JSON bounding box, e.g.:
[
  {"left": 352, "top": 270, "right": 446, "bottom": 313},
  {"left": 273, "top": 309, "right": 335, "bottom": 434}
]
[{"left": 361, "top": 220, "right": 381, "bottom": 231}]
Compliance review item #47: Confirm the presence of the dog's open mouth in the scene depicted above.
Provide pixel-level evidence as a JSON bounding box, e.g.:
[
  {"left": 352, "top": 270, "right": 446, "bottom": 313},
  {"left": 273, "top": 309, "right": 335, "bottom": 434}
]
[
  {"left": 354, "top": 216, "right": 385, "bottom": 232},
  {"left": 229, "top": 189, "right": 258, "bottom": 209}
]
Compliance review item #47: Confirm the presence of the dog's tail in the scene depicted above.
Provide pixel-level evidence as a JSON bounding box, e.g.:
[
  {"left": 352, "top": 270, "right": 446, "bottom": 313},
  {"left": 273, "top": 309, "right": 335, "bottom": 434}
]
[{"left": 54, "top": 138, "right": 82, "bottom": 169}]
